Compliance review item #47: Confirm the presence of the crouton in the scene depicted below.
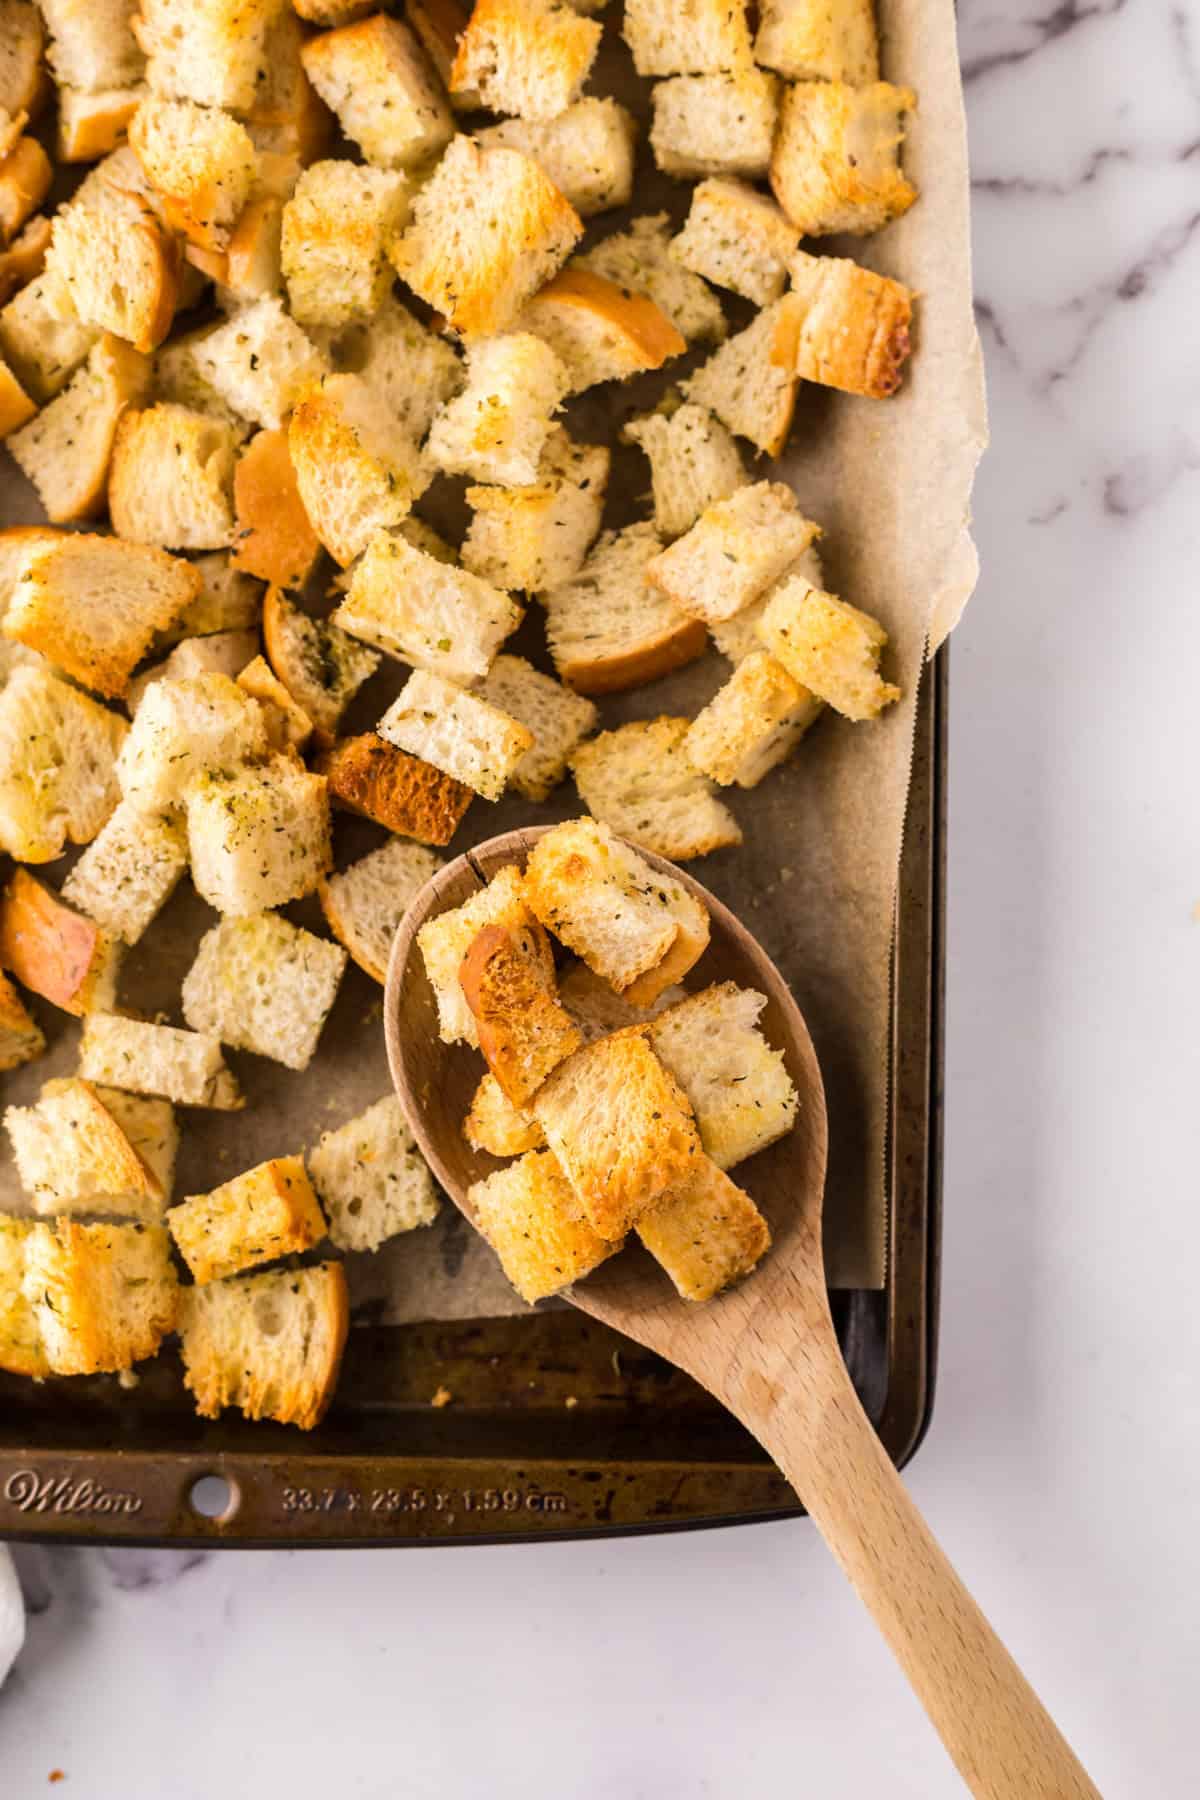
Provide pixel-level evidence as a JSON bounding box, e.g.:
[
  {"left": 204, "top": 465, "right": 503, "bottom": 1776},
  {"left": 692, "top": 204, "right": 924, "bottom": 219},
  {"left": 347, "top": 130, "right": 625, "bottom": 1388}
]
[
  {"left": 709, "top": 542, "right": 824, "bottom": 664},
  {"left": 230, "top": 430, "right": 322, "bottom": 590},
  {"left": 755, "top": 0, "right": 879, "bottom": 86},
  {"left": 475, "top": 98, "right": 636, "bottom": 217},
  {"left": 260, "top": 585, "right": 379, "bottom": 743},
  {"left": 683, "top": 650, "right": 821, "bottom": 788},
  {"left": 4, "top": 1076, "right": 164, "bottom": 1217},
  {"left": 785, "top": 247, "right": 914, "bottom": 398},
  {"left": 191, "top": 294, "right": 328, "bottom": 432},
  {"left": 417, "top": 861, "right": 544, "bottom": 1045},
  {"left": 23, "top": 1218, "right": 178, "bottom": 1374},
  {"left": 0, "top": 265, "right": 99, "bottom": 401},
  {"left": 426, "top": 332, "right": 568, "bottom": 486},
  {"left": 47, "top": 163, "right": 178, "bottom": 352},
  {"left": 168, "top": 1155, "right": 326, "bottom": 1284},
  {"left": 281, "top": 159, "right": 410, "bottom": 327},
  {"left": 378, "top": 669, "right": 533, "bottom": 801},
  {"left": 108, "top": 402, "right": 238, "bottom": 551},
  {"left": 623, "top": 401, "right": 745, "bottom": 540},
  {"left": 57, "top": 85, "right": 146, "bottom": 163},
  {"left": 681, "top": 296, "right": 801, "bottom": 458},
  {"left": 178, "top": 1260, "right": 348, "bottom": 1427},
  {"left": 0, "top": 210, "right": 51, "bottom": 308},
  {"left": 461, "top": 920, "right": 582, "bottom": 1106},
  {"left": 6, "top": 332, "right": 151, "bottom": 522},
  {"left": 59, "top": 801, "right": 187, "bottom": 946},
  {"left": 390, "top": 135, "right": 582, "bottom": 339},
  {"left": 469, "top": 1148, "right": 617, "bottom": 1302},
  {"left": 540, "top": 521, "right": 706, "bottom": 695},
  {"left": 236, "top": 655, "right": 312, "bottom": 751},
  {"left": 289, "top": 372, "right": 430, "bottom": 567},
  {"left": 0, "top": 969, "right": 43, "bottom": 1071},
  {"left": 637, "top": 1154, "right": 770, "bottom": 1300},
  {"left": 307, "top": 1094, "right": 438, "bottom": 1252},
  {"left": 645, "top": 480, "right": 819, "bottom": 627},
  {"left": 39, "top": 0, "right": 143, "bottom": 92},
  {"left": 671, "top": 177, "right": 800, "bottom": 306},
  {"left": 336, "top": 529, "right": 523, "bottom": 686},
  {"left": 153, "top": 325, "right": 251, "bottom": 434},
  {"left": 157, "top": 553, "right": 261, "bottom": 647},
  {"left": 301, "top": 14, "right": 453, "bottom": 170},
  {"left": 335, "top": 293, "right": 463, "bottom": 444},
  {"left": 319, "top": 731, "right": 473, "bottom": 846},
  {"left": 0, "top": 1215, "right": 49, "bottom": 1375},
  {"left": 0, "top": 350, "right": 33, "bottom": 434},
  {"left": 463, "top": 1072, "right": 544, "bottom": 1157},
  {"left": 211, "top": 189, "right": 286, "bottom": 301},
  {"left": 319, "top": 836, "right": 442, "bottom": 984},
  {"left": 0, "top": 521, "right": 55, "bottom": 608},
  {"left": 756, "top": 576, "right": 900, "bottom": 720},
  {"left": 531, "top": 1031, "right": 701, "bottom": 1237},
  {"left": 134, "top": 0, "right": 278, "bottom": 112},
  {"left": 0, "top": 665, "right": 126, "bottom": 861},
  {"left": 462, "top": 429, "right": 608, "bottom": 594},
  {"left": 182, "top": 911, "right": 346, "bottom": 1070},
  {"left": 0, "top": 135, "right": 50, "bottom": 246},
  {"left": 129, "top": 97, "right": 258, "bottom": 250},
  {"left": 523, "top": 815, "right": 709, "bottom": 1004},
  {"left": 0, "top": 2, "right": 46, "bottom": 126},
  {"left": 293, "top": 0, "right": 373, "bottom": 27},
  {"left": 770, "top": 81, "right": 917, "bottom": 236},
  {"left": 578, "top": 208, "right": 729, "bottom": 338},
  {"left": 650, "top": 69, "right": 780, "bottom": 180},
  {"left": 185, "top": 754, "right": 331, "bottom": 916},
  {"left": 647, "top": 981, "right": 799, "bottom": 1170},
  {"left": 240, "top": 8, "right": 335, "bottom": 166},
  {"left": 622, "top": 0, "right": 750, "bottom": 76},
  {"left": 571, "top": 717, "right": 742, "bottom": 861},
  {"left": 0, "top": 867, "right": 121, "bottom": 1015},
  {"left": 117, "top": 670, "right": 268, "bottom": 817},
  {"left": 520, "top": 267, "right": 686, "bottom": 392},
  {"left": 556, "top": 959, "right": 684, "bottom": 1039},
  {"left": 451, "top": 0, "right": 601, "bottom": 121},
  {"left": 477, "top": 654, "right": 597, "bottom": 803},
  {"left": 79, "top": 1012, "right": 243, "bottom": 1108},
  {"left": 128, "top": 629, "right": 259, "bottom": 714}
]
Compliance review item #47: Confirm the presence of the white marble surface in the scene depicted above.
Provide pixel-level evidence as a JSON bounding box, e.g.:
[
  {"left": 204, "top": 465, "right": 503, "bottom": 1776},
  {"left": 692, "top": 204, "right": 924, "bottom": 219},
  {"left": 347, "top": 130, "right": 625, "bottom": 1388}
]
[{"left": 3, "top": 4, "right": 1199, "bottom": 1793}]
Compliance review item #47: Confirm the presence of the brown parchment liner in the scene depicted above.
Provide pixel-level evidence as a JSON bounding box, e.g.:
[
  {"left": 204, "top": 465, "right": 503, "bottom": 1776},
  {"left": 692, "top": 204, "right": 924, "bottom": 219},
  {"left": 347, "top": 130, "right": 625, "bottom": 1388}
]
[{"left": 0, "top": 0, "right": 985, "bottom": 1313}]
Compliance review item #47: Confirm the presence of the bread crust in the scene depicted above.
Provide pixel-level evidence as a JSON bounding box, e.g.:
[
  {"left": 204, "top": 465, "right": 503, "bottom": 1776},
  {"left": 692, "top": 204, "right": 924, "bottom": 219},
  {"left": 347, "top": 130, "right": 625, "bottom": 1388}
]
[
  {"left": 232, "top": 429, "right": 322, "bottom": 589},
  {"left": 557, "top": 612, "right": 708, "bottom": 696},
  {"left": 0, "top": 966, "right": 44, "bottom": 1070},
  {"left": 319, "top": 732, "right": 474, "bottom": 846},
  {"left": 0, "top": 867, "right": 117, "bottom": 1016},
  {"left": 0, "top": 135, "right": 51, "bottom": 246},
  {"left": 527, "top": 266, "right": 687, "bottom": 379},
  {"left": 459, "top": 920, "right": 582, "bottom": 1107}
]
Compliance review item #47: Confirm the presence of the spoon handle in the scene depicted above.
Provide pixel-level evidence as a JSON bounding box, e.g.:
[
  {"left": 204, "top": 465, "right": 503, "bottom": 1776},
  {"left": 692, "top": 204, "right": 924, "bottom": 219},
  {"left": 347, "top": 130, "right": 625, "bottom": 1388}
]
[{"left": 734, "top": 1347, "right": 1101, "bottom": 1799}]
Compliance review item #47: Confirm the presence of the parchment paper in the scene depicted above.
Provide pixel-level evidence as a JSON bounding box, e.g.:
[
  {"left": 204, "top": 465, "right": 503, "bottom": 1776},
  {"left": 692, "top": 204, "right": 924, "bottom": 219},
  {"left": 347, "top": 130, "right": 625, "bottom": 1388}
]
[{"left": 0, "top": 0, "right": 985, "bottom": 1308}]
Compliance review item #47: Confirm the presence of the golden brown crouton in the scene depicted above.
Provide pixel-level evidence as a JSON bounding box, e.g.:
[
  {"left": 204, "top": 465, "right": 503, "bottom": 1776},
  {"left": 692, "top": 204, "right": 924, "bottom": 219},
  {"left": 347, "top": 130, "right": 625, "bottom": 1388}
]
[
  {"left": 178, "top": 1261, "right": 348, "bottom": 1429},
  {"left": 637, "top": 1155, "right": 770, "bottom": 1301},
  {"left": 785, "top": 249, "right": 914, "bottom": 399},
  {"left": 319, "top": 732, "right": 474, "bottom": 847},
  {"left": 231, "top": 429, "right": 323, "bottom": 590},
  {"left": 24, "top": 1218, "right": 178, "bottom": 1374},
  {"left": 469, "top": 1148, "right": 619, "bottom": 1302},
  {"left": 0, "top": 968, "right": 44, "bottom": 1071},
  {"left": 168, "top": 1155, "right": 327, "bottom": 1285},
  {"left": 459, "top": 921, "right": 583, "bottom": 1107},
  {"left": 0, "top": 868, "right": 121, "bottom": 1016}
]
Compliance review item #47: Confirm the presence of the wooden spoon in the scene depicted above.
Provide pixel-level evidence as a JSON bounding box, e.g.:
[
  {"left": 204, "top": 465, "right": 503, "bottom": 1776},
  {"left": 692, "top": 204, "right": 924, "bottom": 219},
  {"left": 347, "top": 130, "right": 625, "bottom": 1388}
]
[{"left": 386, "top": 826, "right": 1099, "bottom": 1800}]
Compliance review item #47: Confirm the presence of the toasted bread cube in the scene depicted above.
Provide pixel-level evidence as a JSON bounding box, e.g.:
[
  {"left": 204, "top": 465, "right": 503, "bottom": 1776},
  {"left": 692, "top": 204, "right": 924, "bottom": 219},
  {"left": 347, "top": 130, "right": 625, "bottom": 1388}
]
[
  {"left": 134, "top": 0, "right": 277, "bottom": 112},
  {"left": 390, "top": 135, "right": 582, "bottom": 340},
  {"left": 710, "top": 543, "right": 824, "bottom": 665},
  {"left": 236, "top": 655, "right": 312, "bottom": 751},
  {"left": 46, "top": 164, "right": 178, "bottom": 353},
  {"left": 462, "top": 429, "right": 607, "bottom": 595},
  {"left": 417, "top": 861, "right": 546, "bottom": 1046},
  {"left": 185, "top": 755, "right": 332, "bottom": 916},
  {"left": 294, "top": 0, "right": 373, "bottom": 21},
  {"left": 301, "top": 14, "right": 453, "bottom": 170},
  {"left": 336, "top": 530, "right": 523, "bottom": 686},
  {"left": 129, "top": 97, "right": 258, "bottom": 250},
  {"left": 451, "top": 0, "right": 600, "bottom": 120},
  {"left": 289, "top": 372, "right": 430, "bottom": 567},
  {"left": 281, "top": 160, "right": 410, "bottom": 328},
  {"left": 378, "top": 670, "right": 533, "bottom": 801},
  {"left": 681, "top": 297, "right": 800, "bottom": 458},
  {"left": 61, "top": 801, "right": 188, "bottom": 944},
  {"left": 153, "top": 325, "right": 252, "bottom": 435},
  {"left": 755, "top": 0, "right": 878, "bottom": 82},
  {"left": 476, "top": 99, "right": 635, "bottom": 217},
  {"left": 79, "top": 1012, "right": 243, "bottom": 1109},
  {"left": 182, "top": 911, "right": 346, "bottom": 1069},
  {"left": 320, "top": 731, "right": 473, "bottom": 846},
  {"left": 0, "top": 969, "right": 44, "bottom": 1071},
  {"left": 7, "top": 332, "right": 152, "bottom": 523},
  {"left": 178, "top": 1261, "right": 348, "bottom": 1428},
  {"left": 623, "top": 0, "right": 750, "bottom": 75},
  {"left": 771, "top": 81, "right": 917, "bottom": 236},
  {"left": 558, "top": 960, "right": 686, "bottom": 1039},
  {"left": 0, "top": 866, "right": 122, "bottom": 1015},
  {"left": 426, "top": 332, "right": 568, "bottom": 487},
  {"left": 161, "top": 557, "right": 261, "bottom": 649},
  {"left": 261, "top": 585, "right": 379, "bottom": 742},
  {"left": 463, "top": 1072, "right": 544, "bottom": 1157},
  {"left": 0, "top": 211, "right": 51, "bottom": 308},
  {"left": 648, "top": 981, "right": 799, "bottom": 1168},
  {"left": 0, "top": 135, "right": 51, "bottom": 247},
  {"left": 523, "top": 816, "right": 709, "bottom": 1004},
  {"left": 756, "top": 577, "right": 900, "bottom": 720},
  {"left": 785, "top": 248, "right": 914, "bottom": 398},
  {"left": 651, "top": 69, "right": 780, "bottom": 179},
  {"left": 637, "top": 1154, "right": 770, "bottom": 1300},
  {"left": 191, "top": 295, "right": 328, "bottom": 432},
  {"left": 406, "top": 0, "right": 473, "bottom": 95},
  {"left": 168, "top": 1154, "right": 326, "bottom": 1284},
  {"left": 231, "top": 429, "right": 322, "bottom": 590},
  {"left": 574, "top": 212, "right": 725, "bottom": 347},
  {"left": 0, "top": 1215, "right": 49, "bottom": 1376},
  {"left": 540, "top": 520, "right": 706, "bottom": 696},
  {"left": 108, "top": 403, "right": 237, "bottom": 551},
  {"left": 0, "top": 350, "right": 33, "bottom": 433},
  {"left": 4, "top": 1076, "right": 166, "bottom": 1217},
  {"left": 684, "top": 650, "right": 821, "bottom": 788},
  {"left": 204, "top": 187, "right": 286, "bottom": 301},
  {"left": 88, "top": 1086, "right": 178, "bottom": 1200},
  {"left": 117, "top": 671, "right": 269, "bottom": 814},
  {"left": 671, "top": 178, "right": 799, "bottom": 306},
  {"left": 0, "top": 1, "right": 47, "bottom": 119},
  {"left": 469, "top": 1148, "right": 617, "bottom": 1302},
  {"left": 240, "top": 7, "right": 335, "bottom": 165},
  {"left": 477, "top": 654, "right": 597, "bottom": 803},
  {"left": 624, "top": 401, "right": 745, "bottom": 540},
  {"left": 0, "top": 665, "right": 126, "bottom": 861},
  {"left": 127, "top": 629, "right": 259, "bottom": 714},
  {"left": 23, "top": 1218, "right": 177, "bottom": 1374},
  {"left": 307, "top": 1094, "right": 438, "bottom": 1252},
  {"left": 57, "top": 85, "right": 145, "bottom": 163},
  {"left": 37, "top": 0, "right": 141, "bottom": 92},
  {"left": 0, "top": 265, "right": 99, "bottom": 401},
  {"left": 335, "top": 292, "right": 463, "bottom": 444},
  {"left": 571, "top": 716, "right": 742, "bottom": 861},
  {"left": 532, "top": 1031, "right": 701, "bottom": 1237},
  {"left": 461, "top": 921, "right": 582, "bottom": 1107},
  {"left": 0, "top": 521, "right": 56, "bottom": 605},
  {"left": 645, "top": 480, "right": 819, "bottom": 627},
  {"left": 520, "top": 267, "right": 686, "bottom": 394},
  {"left": 319, "top": 837, "right": 442, "bottom": 984}
]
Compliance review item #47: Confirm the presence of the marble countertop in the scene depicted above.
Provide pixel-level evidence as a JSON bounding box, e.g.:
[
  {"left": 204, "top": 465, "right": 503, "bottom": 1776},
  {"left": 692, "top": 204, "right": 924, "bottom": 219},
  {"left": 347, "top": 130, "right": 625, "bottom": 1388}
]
[{"left": 3, "top": 4, "right": 1199, "bottom": 1794}]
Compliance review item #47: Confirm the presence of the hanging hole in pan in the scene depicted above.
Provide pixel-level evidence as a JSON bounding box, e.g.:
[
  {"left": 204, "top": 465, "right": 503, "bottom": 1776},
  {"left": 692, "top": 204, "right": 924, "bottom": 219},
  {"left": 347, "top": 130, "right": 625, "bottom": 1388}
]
[{"left": 188, "top": 1473, "right": 239, "bottom": 1522}]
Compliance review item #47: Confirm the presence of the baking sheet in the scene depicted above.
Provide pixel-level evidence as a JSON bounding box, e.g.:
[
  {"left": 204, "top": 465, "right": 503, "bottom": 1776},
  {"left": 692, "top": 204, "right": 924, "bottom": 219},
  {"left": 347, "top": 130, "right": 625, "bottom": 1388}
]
[{"left": 0, "top": 0, "right": 985, "bottom": 1303}]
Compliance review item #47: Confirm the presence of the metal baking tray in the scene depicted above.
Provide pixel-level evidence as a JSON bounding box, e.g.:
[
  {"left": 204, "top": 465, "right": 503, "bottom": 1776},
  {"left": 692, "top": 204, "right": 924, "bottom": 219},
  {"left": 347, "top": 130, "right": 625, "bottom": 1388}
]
[{"left": 0, "top": 653, "right": 945, "bottom": 1548}]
